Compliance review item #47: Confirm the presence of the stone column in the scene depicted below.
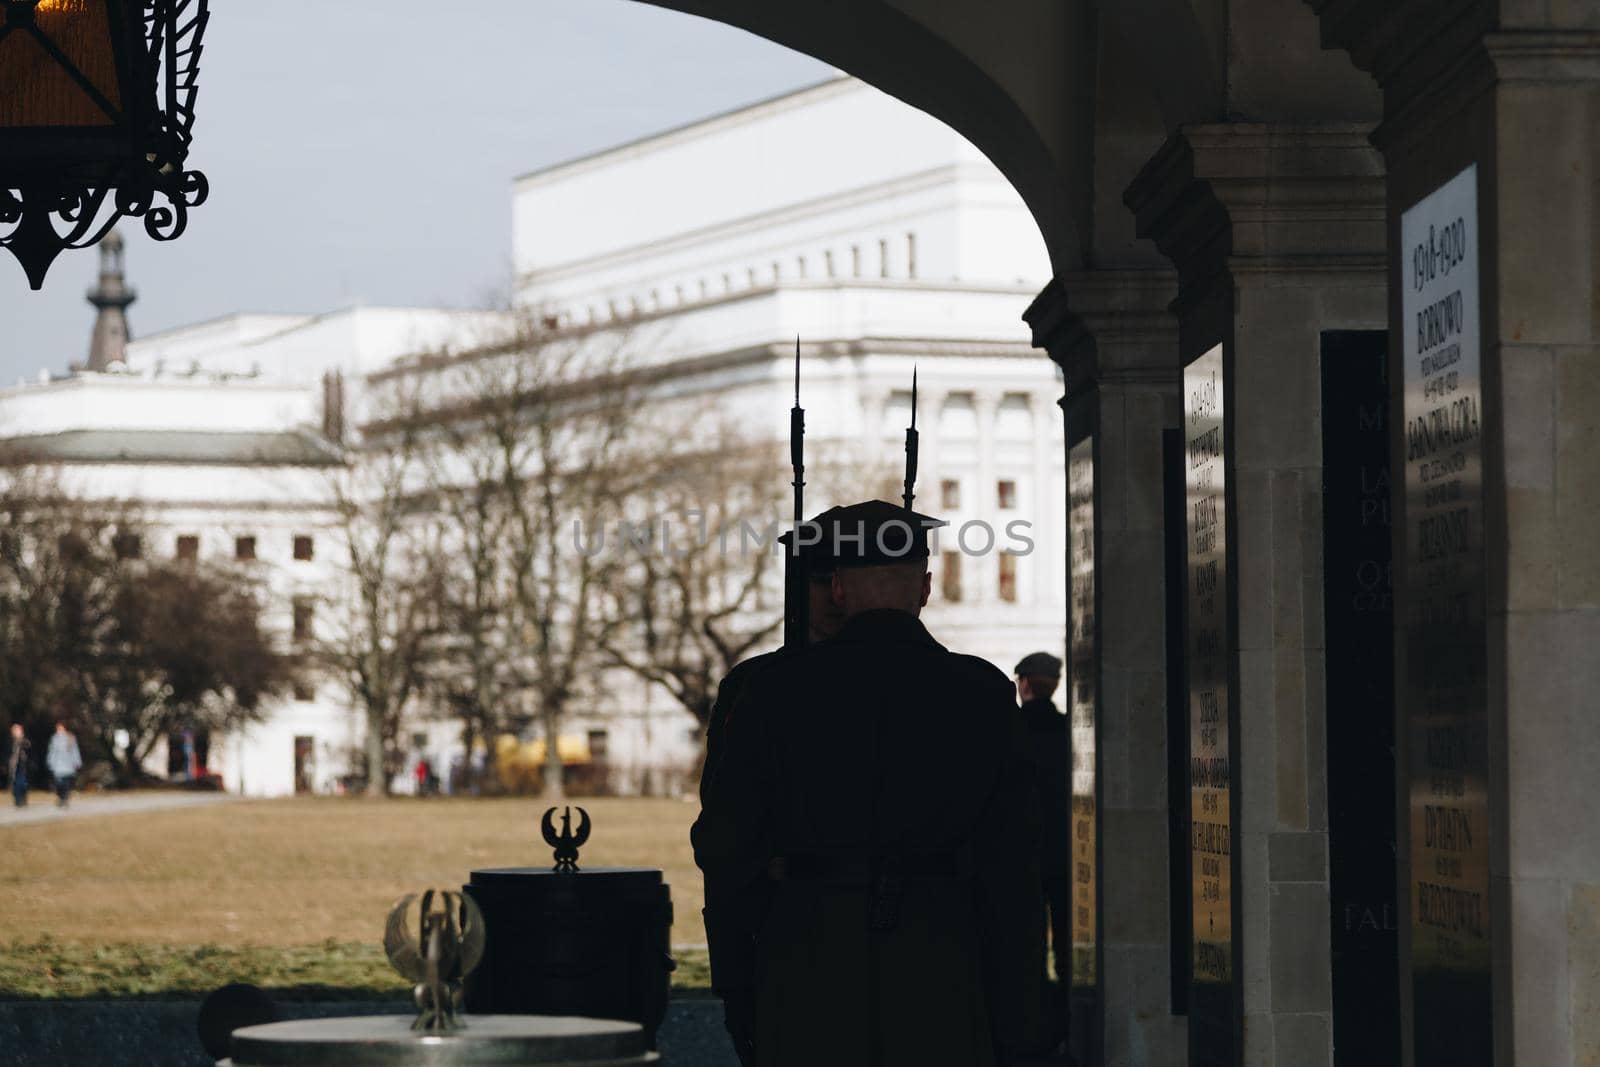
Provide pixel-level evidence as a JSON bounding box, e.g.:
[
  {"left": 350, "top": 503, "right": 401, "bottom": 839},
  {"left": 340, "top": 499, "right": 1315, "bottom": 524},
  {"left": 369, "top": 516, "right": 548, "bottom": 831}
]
[
  {"left": 860, "top": 388, "right": 890, "bottom": 452},
  {"left": 1308, "top": 11, "right": 1600, "bottom": 1066},
  {"left": 973, "top": 391, "right": 1000, "bottom": 603},
  {"left": 1026, "top": 268, "right": 1185, "bottom": 1067},
  {"left": 919, "top": 385, "right": 945, "bottom": 516},
  {"left": 1125, "top": 123, "right": 1387, "bottom": 1067}
]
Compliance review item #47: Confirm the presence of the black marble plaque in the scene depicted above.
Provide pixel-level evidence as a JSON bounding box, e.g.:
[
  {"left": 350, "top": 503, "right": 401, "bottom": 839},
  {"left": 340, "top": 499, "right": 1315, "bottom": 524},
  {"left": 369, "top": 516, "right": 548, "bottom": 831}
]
[
  {"left": 1321, "top": 330, "right": 1400, "bottom": 1065},
  {"left": 1400, "top": 164, "right": 1491, "bottom": 1065},
  {"left": 1184, "top": 344, "right": 1235, "bottom": 1067}
]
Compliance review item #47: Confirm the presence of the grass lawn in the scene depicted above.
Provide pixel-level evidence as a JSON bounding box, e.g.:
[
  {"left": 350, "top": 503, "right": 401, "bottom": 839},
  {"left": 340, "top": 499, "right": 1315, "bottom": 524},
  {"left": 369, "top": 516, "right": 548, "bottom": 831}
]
[{"left": 0, "top": 795, "right": 711, "bottom": 1000}]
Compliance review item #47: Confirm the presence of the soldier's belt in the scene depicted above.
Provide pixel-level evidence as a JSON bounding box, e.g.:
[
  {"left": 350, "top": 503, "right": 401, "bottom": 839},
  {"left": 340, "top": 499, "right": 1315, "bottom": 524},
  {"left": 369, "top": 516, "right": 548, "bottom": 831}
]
[{"left": 766, "top": 852, "right": 962, "bottom": 885}]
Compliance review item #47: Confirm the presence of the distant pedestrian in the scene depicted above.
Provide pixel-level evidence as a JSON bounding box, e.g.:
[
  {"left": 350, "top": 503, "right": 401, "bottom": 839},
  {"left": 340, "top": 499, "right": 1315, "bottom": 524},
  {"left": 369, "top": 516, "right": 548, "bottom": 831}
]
[
  {"left": 47, "top": 721, "right": 82, "bottom": 808},
  {"left": 414, "top": 757, "right": 431, "bottom": 797},
  {"left": 7, "top": 723, "right": 31, "bottom": 808}
]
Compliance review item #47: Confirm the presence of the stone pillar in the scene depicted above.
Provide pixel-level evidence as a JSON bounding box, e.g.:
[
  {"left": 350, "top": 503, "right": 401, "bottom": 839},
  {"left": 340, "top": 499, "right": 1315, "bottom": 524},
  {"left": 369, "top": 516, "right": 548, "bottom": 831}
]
[
  {"left": 1026, "top": 268, "right": 1186, "bottom": 1067},
  {"left": 920, "top": 386, "right": 945, "bottom": 509},
  {"left": 973, "top": 391, "right": 1000, "bottom": 603},
  {"left": 861, "top": 388, "right": 890, "bottom": 449},
  {"left": 1308, "top": 10, "right": 1600, "bottom": 1066},
  {"left": 1125, "top": 123, "right": 1387, "bottom": 1067}
]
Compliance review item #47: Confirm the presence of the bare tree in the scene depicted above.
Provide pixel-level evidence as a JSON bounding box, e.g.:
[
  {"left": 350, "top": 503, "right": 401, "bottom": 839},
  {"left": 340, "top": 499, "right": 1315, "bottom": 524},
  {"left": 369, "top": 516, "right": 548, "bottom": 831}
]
[
  {"left": 397, "top": 317, "right": 642, "bottom": 799},
  {"left": 80, "top": 559, "right": 296, "bottom": 784},
  {"left": 0, "top": 467, "right": 119, "bottom": 751},
  {"left": 414, "top": 394, "right": 522, "bottom": 791},
  {"left": 596, "top": 425, "right": 899, "bottom": 783},
  {"left": 597, "top": 419, "right": 786, "bottom": 737},
  {"left": 315, "top": 378, "right": 442, "bottom": 795},
  {"left": 0, "top": 466, "right": 295, "bottom": 783}
]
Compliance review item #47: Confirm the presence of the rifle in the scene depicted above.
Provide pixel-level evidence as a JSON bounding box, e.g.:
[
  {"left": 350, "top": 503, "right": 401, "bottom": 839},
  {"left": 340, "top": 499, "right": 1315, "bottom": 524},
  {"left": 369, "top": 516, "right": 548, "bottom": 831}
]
[
  {"left": 782, "top": 338, "right": 807, "bottom": 649},
  {"left": 901, "top": 366, "right": 919, "bottom": 512}
]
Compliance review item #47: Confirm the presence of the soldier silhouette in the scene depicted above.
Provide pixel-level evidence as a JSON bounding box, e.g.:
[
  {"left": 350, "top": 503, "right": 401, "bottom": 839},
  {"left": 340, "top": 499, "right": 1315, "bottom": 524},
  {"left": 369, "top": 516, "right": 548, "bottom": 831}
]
[
  {"left": 1014, "top": 651, "right": 1070, "bottom": 1033},
  {"left": 698, "top": 506, "right": 849, "bottom": 804},
  {"left": 693, "top": 500, "right": 1050, "bottom": 1067}
]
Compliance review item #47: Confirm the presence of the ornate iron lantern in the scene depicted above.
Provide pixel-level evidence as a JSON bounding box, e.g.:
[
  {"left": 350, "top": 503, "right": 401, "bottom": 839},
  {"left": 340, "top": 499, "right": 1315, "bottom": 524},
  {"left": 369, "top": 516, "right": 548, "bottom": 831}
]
[{"left": 0, "top": 0, "right": 208, "bottom": 289}]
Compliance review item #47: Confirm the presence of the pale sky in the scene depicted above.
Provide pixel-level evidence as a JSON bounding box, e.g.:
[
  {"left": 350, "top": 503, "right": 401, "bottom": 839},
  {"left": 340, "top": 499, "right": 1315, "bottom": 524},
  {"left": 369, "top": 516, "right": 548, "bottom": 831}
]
[{"left": 0, "top": 0, "right": 832, "bottom": 383}]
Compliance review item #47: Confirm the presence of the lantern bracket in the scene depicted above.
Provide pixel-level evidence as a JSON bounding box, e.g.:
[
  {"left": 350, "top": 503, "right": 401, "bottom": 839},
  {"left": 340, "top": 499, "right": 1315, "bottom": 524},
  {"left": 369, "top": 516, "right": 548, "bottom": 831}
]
[{"left": 0, "top": 0, "right": 211, "bottom": 289}]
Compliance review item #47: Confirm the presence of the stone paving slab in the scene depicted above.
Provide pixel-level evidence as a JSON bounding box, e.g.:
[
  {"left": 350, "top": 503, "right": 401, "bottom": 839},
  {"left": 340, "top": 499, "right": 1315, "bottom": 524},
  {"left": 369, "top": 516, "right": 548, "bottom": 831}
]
[
  {"left": 0, "top": 791, "right": 236, "bottom": 827},
  {"left": 0, "top": 998, "right": 737, "bottom": 1066}
]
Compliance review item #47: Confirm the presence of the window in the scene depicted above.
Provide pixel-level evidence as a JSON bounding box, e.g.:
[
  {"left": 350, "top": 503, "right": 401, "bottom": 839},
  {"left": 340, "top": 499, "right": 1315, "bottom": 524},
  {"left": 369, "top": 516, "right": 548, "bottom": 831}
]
[
  {"left": 999, "top": 553, "right": 1018, "bottom": 603},
  {"left": 997, "top": 480, "right": 1017, "bottom": 510},
  {"left": 851, "top": 245, "right": 862, "bottom": 277},
  {"left": 293, "top": 535, "right": 314, "bottom": 561},
  {"left": 825, "top": 250, "right": 836, "bottom": 278},
  {"left": 906, "top": 232, "right": 918, "bottom": 279},
  {"left": 293, "top": 682, "right": 315, "bottom": 702},
  {"left": 235, "top": 535, "right": 256, "bottom": 561},
  {"left": 175, "top": 534, "right": 199, "bottom": 560},
  {"left": 879, "top": 237, "right": 890, "bottom": 278},
  {"left": 292, "top": 598, "right": 314, "bottom": 642},
  {"left": 941, "top": 479, "right": 962, "bottom": 509},
  {"left": 941, "top": 553, "right": 963, "bottom": 603},
  {"left": 587, "top": 729, "right": 610, "bottom": 760},
  {"left": 113, "top": 532, "right": 142, "bottom": 560}
]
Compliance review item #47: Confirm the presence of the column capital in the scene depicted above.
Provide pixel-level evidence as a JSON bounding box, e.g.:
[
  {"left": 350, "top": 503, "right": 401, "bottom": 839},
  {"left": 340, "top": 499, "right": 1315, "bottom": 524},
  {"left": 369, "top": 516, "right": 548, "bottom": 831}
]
[
  {"left": 1123, "top": 123, "right": 1386, "bottom": 304},
  {"left": 1025, "top": 269, "right": 1179, "bottom": 396}
]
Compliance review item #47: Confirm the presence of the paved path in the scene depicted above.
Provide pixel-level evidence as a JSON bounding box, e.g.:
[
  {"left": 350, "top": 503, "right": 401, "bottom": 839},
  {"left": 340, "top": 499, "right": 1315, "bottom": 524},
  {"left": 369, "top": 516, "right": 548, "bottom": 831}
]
[{"left": 0, "top": 790, "right": 236, "bottom": 827}]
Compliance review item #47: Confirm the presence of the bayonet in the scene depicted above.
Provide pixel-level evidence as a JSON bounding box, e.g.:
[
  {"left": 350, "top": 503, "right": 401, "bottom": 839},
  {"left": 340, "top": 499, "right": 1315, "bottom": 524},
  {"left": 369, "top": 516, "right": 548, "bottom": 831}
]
[
  {"left": 784, "top": 337, "right": 808, "bottom": 648},
  {"left": 901, "top": 366, "right": 919, "bottom": 512}
]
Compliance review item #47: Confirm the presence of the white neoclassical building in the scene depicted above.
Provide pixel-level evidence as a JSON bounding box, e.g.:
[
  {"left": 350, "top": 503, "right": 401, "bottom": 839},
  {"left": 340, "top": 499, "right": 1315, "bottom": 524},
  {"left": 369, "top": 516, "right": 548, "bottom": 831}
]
[{"left": 0, "top": 75, "right": 1064, "bottom": 796}]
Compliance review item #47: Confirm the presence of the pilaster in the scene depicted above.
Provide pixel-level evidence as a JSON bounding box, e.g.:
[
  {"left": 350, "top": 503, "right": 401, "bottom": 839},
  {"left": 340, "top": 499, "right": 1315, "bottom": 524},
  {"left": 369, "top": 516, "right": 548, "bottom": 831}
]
[
  {"left": 1027, "top": 268, "right": 1184, "bottom": 1067},
  {"left": 1304, "top": 9, "right": 1600, "bottom": 1065},
  {"left": 1126, "top": 123, "right": 1387, "bottom": 1067}
]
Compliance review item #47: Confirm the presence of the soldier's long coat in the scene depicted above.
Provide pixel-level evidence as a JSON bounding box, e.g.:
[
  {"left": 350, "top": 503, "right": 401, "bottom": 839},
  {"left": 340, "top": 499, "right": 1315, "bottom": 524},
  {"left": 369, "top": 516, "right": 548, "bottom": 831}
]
[{"left": 693, "top": 609, "right": 1047, "bottom": 1067}]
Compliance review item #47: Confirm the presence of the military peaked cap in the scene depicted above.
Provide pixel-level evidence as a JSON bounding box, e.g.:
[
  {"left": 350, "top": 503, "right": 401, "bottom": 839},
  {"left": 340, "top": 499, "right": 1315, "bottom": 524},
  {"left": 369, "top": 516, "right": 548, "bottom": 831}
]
[
  {"left": 1013, "top": 651, "right": 1064, "bottom": 677},
  {"left": 777, "top": 505, "right": 847, "bottom": 576},
  {"left": 800, "top": 499, "right": 946, "bottom": 569}
]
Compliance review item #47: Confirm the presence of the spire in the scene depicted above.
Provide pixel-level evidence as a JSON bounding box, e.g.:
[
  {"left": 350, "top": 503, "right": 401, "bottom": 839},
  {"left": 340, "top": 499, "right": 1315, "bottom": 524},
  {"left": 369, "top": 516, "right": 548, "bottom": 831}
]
[{"left": 85, "top": 230, "right": 136, "bottom": 373}]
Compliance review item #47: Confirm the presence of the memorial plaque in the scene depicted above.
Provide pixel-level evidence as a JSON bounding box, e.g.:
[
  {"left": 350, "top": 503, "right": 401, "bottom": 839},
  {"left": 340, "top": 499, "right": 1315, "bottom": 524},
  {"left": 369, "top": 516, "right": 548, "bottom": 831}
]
[
  {"left": 1066, "top": 435, "right": 1098, "bottom": 1055},
  {"left": 1184, "top": 343, "right": 1235, "bottom": 1066},
  {"left": 1320, "top": 330, "right": 1400, "bottom": 1065},
  {"left": 1400, "top": 164, "right": 1491, "bottom": 1064}
]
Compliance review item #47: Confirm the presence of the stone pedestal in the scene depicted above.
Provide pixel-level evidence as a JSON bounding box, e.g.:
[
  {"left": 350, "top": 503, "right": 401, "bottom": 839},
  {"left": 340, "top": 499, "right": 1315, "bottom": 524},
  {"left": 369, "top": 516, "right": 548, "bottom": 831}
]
[
  {"left": 1126, "top": 122, "right": 1387, "bottom": 1067},
  {"left": 1026, "top": 267, "right": 1185, "bottom": 1067},
  {"left": 463, "top": 867, "right": 673, "bottom": 1047}
]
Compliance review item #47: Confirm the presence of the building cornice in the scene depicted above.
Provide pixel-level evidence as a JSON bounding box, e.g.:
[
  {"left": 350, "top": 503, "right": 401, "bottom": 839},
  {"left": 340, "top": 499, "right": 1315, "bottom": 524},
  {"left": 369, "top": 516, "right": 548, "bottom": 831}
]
[
  {"left": 512, "top": 76, "right": 856, "bottom": 189},
  {"left": 362, "top": 335, "right": 1040, "bottom": 436},
  {"left": 516, "top": 162, "right": 998, "bottom": 291},
  {"left": 369, "top": 284, "right": 1041, "bottom": 384}
]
